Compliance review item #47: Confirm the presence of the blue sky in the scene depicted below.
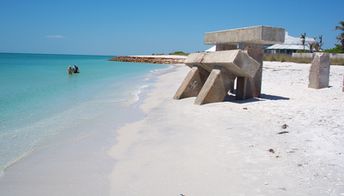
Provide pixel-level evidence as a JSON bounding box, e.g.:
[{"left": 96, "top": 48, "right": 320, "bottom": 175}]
[{"left": 0, "top": 0, "right": 343, "bottom": 55}]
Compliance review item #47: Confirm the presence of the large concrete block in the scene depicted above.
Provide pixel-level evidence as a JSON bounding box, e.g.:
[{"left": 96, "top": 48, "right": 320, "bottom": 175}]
[
  {"left": 204, "top": 26, "right": 285, "bottom": 45},
  {"left": 174, "top": 66, "right": 209, "bottom": 99},
  {"left": 308, "top": 53, "right": 330, "bottom": 89},
  {"left": 194, "top": 69, "right": 234, "bottom": 105},
  {"left": 185, "top": 50, "right": 260, "bottom": 78},
  {"left": 242, "top": 47, "right": 264, "bottom": 98}
]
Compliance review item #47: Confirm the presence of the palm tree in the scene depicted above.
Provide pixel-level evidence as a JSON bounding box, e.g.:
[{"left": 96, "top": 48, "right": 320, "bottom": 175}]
[
  {"left": 335, "top": 21, "right": 344, "bottom": 50},
  {"left": 300, "top": 33, "right": 306, "bottom": 52},
  {"left": 318, "top": 35, "right": 323, "bottom": 50}
]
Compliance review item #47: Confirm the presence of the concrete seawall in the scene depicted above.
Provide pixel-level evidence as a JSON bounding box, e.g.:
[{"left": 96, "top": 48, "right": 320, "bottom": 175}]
[{"left": 110, "top": 55, "right": 186, "bottom": 64}]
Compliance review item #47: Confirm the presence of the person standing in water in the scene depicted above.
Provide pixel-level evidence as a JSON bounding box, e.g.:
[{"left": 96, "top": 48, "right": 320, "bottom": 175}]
[
  {"left": 73, "top": 65, "right": 79, "bottom": 73},
  {"left": 67, "top": 66, "right": 73, "bottom": 74}
]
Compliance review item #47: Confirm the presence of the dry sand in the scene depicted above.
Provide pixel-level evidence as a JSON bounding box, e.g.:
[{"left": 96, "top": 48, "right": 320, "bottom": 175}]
[{"left": 108, "top": 62, "right": 344, "bottom": 196}]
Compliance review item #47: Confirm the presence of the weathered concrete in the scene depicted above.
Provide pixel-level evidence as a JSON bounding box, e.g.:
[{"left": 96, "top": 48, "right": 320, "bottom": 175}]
[
  {"left": 308, "top": 53, "right": 330, "bottom": 89},
  {"left": 236, "top": 77, "right": 253, "bottom": 99},
  {"left": 215, "top": 44, "right": 237, "bottom": 51},
  {"left": 185, "top": 50, "right": 260, "bottom": 78},
  {"left": 206, "top": 27, "right": 279, "bottom": 99},
  {"left": 215, "top": 45, "right": 236, "bottom": 93},
  {"left": 239, "top": 46, "right": 264, "bottom": 98},
  {"left": 205, "top": 26, "right": 285, "bottom": 45},
  {"left": 175, "top": 25, "right": 285, "bottom": 104},
  {"left": 194, "top": 69, "right": 235, "bottom": 105},
  {"left": 174, "top": 66, "right": 209, "bottom": 99},
  {"left": 184, "top": 50, "right": 260, "bottom": 104}
]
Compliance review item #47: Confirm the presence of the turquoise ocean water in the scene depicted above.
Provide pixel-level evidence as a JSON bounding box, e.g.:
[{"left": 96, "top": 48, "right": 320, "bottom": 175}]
[{"left": 0, "top": 53, "right": 168, "bottom": 173}]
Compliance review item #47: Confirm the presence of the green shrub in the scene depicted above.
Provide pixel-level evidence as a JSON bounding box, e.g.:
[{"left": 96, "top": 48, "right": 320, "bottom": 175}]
[
  {"left": 324, "top": 45, "right": 344, "bottom": 53},
  {"left": 169, "top": 51, "right": 189, "bottom": 56}
]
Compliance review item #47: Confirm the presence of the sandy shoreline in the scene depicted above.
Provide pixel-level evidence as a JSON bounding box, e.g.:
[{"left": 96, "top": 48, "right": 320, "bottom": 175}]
[
  {"left": 1, "top": 61, "right": 343, "bottom": 195},
  {"left": 109, "top": 62, "right": 344, "bottom": 195},
  {"left": 0, "top": 64, "right": 174, "bottom": 196}
]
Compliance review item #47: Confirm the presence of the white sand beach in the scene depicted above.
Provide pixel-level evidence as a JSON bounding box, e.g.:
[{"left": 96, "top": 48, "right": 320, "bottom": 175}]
[{"left": 109, "top": 62, "right": 344, "bottom": 195}]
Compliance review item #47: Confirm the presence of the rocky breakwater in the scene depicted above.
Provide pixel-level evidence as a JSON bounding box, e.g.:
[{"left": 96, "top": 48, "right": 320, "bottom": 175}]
[{"left": 110, "top": 55, "right": 186, "bottom": 64}]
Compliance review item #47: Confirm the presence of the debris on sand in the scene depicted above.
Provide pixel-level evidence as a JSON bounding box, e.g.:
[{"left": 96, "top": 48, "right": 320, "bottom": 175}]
[
  {"left": 281, "top": 124, "right": 288, "bottom": 129},
  {"left": 278, "top": 131, "right": 289, "bottom": 135},
  {"left": 268, "top": 148, "right": 275, "bottom": 153}
]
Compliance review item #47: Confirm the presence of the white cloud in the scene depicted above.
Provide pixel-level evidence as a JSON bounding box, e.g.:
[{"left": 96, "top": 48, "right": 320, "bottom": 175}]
[{"left": 45, "top": 35, "right": 65, "bottom": 39}]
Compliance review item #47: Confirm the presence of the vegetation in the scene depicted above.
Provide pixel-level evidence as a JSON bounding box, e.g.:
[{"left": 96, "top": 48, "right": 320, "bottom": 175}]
[
  {"left": 264, "top": 21, "right": 344, "bottom": 65},
  {"left": 335, "top": 21, "right": 344, "bottom": 50},
  {"left": 318, "top": 35, "right": 323, "bottom": 50},
  {"left": 263, "top": 54, "right": 344, "bottom": 65},
  {"left": 318, "top": 21, "right": 344, "bottom": 53},
  {"left": 169, "top": 51, "right": 189, "bottom": 56},
  {"left": 264, "top": 54, "right": 311, "bottom": 63},
  {"left": 323, "top": 45, "right": 344, "bottom": 53},
  {"left": 300, "top": 33, "right": 306, "bottom": 51}
]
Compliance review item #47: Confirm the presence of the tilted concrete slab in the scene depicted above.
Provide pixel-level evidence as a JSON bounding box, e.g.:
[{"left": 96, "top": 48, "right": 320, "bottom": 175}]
[
  {"left": 185, "top": 50, "right": 260, "bottom": 78},
  {"left": 174, "top": 66, "right": 209, "bottom": 99},
  {"left": 204, "top": 26, "right": 285, "bottom": 45},
  {"left": 194, "top": 69, "right": 234, "bottom": 105}
]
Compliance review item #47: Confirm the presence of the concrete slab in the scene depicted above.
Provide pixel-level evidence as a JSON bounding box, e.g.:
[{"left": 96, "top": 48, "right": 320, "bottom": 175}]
[
  {"left": 194, "top": 69, "right": 234, "bottom": 105},
  {"left": 204, "top": 26, "right": 285, "bottom": 45},
  {"left": 185, "top": 50, "right": 260, "bottom": 78},
  {"left": 174, "top": 67, "right": 209, "bottom": 99}
]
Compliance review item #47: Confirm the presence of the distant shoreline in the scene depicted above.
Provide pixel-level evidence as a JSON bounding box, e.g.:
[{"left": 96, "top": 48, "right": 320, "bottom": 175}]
[{"left": 110, "top": 55, "right": 186, "bottom": 64}]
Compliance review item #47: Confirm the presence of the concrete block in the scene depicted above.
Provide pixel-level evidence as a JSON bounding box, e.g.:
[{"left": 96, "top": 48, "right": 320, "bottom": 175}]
[
  {"left": 242, "top": 47, "right": 264, "bottom": 98},
  {"left": 216, "top": 44, "right": 237, "bottom": 51},
  {"left": 194, "top": 69, "right": 234, "bottom": 105},
  {"left": 174, "top": 66, "right": 209, "bottom": 99},
  {"left": 236, "top": 77, "right": 251, "bottom": 99},
  {"left": 214, "top": 43, "right": 263, "bottom": 99},
  {"left": 185, "top": 50, "right": 260, "bottom": 78},
  {"left": 308, "top": 53, "right": 330, "bottom": 89},
  {"left": 204, "top": 26, "right": 285, "bottom": 45}
]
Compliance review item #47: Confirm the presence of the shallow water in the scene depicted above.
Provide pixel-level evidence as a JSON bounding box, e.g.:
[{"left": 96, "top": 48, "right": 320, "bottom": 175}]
[{"left": 0, "top": 53, "right": 168, "bottom": 173}]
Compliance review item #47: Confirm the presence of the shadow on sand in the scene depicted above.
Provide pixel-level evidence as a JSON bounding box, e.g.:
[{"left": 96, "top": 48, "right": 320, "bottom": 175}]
[
  {"left": 259, "top": 94, "right": 290, "bottom": 101},
  {"left": 222, "top": 93, "right": 290, "bottom": 104}
]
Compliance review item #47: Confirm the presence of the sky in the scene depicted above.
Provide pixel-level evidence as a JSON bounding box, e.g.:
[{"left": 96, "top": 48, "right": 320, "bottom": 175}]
[{"left": 0, "top": 0, "right": 343, "bottom": 55}]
